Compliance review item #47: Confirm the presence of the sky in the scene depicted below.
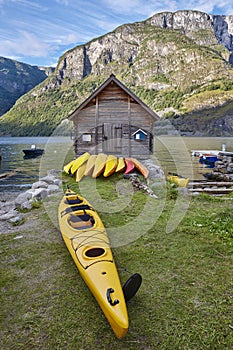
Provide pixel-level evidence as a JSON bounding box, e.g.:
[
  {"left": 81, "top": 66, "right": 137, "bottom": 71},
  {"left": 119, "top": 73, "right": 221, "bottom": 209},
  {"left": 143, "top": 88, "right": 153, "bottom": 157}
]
[{"left": 0, "top": 0, "right": 233, "bottom": 67}]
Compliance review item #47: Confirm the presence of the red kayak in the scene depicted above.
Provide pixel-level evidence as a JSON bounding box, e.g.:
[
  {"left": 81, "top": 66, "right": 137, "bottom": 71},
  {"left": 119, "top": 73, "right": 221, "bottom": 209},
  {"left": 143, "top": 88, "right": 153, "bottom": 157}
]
[{"left": 124, "top": 158, "right": 135, "bottom": 174}]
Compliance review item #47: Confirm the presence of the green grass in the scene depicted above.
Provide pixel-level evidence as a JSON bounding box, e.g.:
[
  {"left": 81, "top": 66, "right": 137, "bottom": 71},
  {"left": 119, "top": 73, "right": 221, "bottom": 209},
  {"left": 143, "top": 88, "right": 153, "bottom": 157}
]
[{"left": 1, "top": 175, "right": 233, "bottom": 349}]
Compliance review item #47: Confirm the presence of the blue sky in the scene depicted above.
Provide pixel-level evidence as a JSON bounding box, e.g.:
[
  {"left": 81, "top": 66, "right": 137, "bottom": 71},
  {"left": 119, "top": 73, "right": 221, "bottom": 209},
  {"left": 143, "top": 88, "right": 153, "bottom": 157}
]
[{"left": 0, "top": 0, "right": 233, "bottom": 67}]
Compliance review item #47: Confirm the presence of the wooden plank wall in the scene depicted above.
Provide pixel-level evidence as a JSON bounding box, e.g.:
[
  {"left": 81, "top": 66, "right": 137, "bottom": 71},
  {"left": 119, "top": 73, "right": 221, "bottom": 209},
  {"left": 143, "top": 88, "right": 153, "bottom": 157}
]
[{"left": 73, "top": 82, "right": 154, "bottom": 157}]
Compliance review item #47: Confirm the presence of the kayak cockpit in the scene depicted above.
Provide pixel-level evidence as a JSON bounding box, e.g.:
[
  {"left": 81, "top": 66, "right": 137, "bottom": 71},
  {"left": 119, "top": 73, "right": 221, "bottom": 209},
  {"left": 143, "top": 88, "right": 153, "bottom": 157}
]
[
  {"left": 68, "top": 211, "right": 95, "bottom": 230},
  {"left": 65, "top": 194, "right": 83, "bottom": 205}
]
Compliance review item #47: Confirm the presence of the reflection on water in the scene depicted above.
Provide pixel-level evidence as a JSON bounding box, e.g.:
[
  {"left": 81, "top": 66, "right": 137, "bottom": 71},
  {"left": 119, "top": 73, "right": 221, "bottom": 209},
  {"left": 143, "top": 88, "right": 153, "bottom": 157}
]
[{"left": 0, "top": 136, "right": 232, "bottom": 192}]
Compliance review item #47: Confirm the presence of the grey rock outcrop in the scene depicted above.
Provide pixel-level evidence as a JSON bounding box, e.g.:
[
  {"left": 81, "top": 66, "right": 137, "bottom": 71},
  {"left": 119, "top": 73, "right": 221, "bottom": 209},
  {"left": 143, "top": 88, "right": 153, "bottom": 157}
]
[{"left": 0, "top": 170, "right": 62, "bottom": 227}]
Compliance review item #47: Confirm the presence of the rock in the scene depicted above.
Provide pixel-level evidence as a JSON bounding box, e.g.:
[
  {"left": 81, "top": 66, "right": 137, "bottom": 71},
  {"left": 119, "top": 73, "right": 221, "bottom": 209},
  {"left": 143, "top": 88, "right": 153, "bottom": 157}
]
[
  {"left": 142, "top": 159, "right": 165, "bottom": 180},
  {"left": 20, "top": 201, "right": 32, "bottom": 210},
  {"left": 15, "top": 191, "right": 33, "bottom": 207},
  {"left": 0, "top": 208, "right": 19, "bottom": 221},
  {"left": 54, "top": 179, "right": 62, "bottom": 186},
  {"left": 9, "top": 215, "right": 23, "bottom": 224},
  {"left": 32, "top": 181, "right": 48, "bottom": 189},
  {"left": 47, "top": 184, "right": 60, "bottom": 194},
  {"left": 39, "top": 175, "right": 56, "bottom": 184},
  {"left": 30, "top": 188, "right": 48, "bottom": 200}
]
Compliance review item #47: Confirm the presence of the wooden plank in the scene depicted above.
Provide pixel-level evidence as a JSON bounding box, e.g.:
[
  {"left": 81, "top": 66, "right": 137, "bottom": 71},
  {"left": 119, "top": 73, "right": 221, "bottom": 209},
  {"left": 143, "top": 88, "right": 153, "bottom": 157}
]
[
  {"left": 188, "top": 182, "right": 233, "bottom": 187},
  {"left": 188, "top": 188, "right": 233, "bottom": 194}
]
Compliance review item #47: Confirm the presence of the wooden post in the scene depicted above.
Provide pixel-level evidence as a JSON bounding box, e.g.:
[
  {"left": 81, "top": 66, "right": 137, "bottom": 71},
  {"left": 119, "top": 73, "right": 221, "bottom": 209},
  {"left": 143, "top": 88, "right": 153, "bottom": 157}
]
[
  {"left": 128, "top": 96, "right": 131, "bottom": 157},
  {"left": 95, "top": 96, "right": 99, "bottom": 153}
]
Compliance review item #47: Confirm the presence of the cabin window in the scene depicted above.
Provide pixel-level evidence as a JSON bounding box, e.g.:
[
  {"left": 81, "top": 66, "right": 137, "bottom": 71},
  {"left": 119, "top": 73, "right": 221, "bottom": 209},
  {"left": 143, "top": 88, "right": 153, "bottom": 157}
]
[
  {"left": 133, "top": 129, "right": 147, "bottom": 141},
  {"left": 82, "top": 134, "right": 92, "bottom": 142}
]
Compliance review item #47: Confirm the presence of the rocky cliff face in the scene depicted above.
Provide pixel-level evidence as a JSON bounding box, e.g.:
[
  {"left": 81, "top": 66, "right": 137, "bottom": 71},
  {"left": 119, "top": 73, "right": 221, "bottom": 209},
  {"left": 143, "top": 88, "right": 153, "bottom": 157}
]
[
  {"left": 0, "top": 57, "right": 54, "bottom": 115},
  {"left": 1, "top": 10, "right": 233, "bottom": 136},
  {"left": 47, "top": 10, "right": 233, "bottom": 90}
]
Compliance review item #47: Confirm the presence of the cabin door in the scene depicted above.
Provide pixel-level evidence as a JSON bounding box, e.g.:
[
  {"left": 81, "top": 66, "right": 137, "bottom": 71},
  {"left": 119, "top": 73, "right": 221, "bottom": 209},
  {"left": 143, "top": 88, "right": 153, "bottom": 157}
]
[{"left": 103, "top": 123, "right": 122, "bottom": 154}]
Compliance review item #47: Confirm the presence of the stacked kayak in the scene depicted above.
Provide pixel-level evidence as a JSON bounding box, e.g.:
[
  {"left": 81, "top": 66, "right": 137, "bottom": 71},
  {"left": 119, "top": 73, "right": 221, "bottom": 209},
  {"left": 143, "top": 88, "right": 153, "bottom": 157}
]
[
  {"left": 63, "top": 153, "right": 149, "bottom": 181},
  {"left": 58, "top": 188, "right": 129, "bottom": 338}
]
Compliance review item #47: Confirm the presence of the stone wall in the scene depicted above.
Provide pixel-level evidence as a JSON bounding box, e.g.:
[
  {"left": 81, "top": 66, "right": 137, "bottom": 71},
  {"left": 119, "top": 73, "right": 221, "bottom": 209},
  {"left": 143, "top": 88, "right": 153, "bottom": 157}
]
[{"left": 210, "top": 151, "right": 233, "bottom": 181}]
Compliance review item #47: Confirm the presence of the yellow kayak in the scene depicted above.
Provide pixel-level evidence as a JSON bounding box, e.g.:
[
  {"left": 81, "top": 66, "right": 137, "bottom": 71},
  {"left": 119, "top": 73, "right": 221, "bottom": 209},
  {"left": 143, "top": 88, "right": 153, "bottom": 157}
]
[
  {"left": 115, "top": 157, "right": 125, "bottom": 173},
  {"left": 84, "top": 154, "right": 97, "bottom": 176},
  {"left": 63, "top": 159, "right": 75, "bottom": 174},
  {"left": 92, "top": 153, "right": 107, "bottom": 178},
  {"left": 70, "top": 152, "right": 90, "bottom": 175},
  {"left": 76, "top": 162, "right": 87, "bottom": 182},
  {"left": 58, "top": 189, "right": 129, "bottom": 338},
  {"left": 104, "top": 155, "right": 118, "bottom": 177},
  {"left": 167, "top": 173, "right": 189, "bottom": 187}
]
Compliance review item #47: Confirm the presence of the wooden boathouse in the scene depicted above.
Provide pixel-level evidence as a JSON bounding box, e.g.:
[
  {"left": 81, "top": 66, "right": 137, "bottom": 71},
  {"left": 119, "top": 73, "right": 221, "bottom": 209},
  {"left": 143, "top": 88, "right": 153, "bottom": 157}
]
[{"left": 68, "top": 74, "right": 159, "bottom": 158}]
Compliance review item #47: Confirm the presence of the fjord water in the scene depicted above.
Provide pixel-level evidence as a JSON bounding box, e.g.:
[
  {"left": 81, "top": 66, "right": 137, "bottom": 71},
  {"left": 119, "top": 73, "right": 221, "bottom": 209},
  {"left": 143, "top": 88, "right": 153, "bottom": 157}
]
[
  {"left": 0, "top": 137, "right": 73, "bottom": 192},
  {"left": 0, "top": 136, "right": 232, "bottom": 192},
  {"left": 154, "top": 136, "right": 233, "bottom": 180}
]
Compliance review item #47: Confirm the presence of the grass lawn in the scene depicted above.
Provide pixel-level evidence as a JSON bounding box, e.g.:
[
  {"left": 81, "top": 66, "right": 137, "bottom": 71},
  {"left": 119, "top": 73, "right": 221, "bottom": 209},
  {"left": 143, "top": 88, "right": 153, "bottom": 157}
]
[{"left": 1, "top": 174, "right": 233, "bottom": 350}]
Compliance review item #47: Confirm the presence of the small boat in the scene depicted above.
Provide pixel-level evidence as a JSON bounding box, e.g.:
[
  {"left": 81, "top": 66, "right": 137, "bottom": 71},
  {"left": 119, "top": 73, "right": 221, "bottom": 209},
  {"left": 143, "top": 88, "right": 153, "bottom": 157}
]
[
  {"left": 92, "top": 153, "right": 107, "bottom": 178},
  {"left": 23, "top": 145, "right": 44, "bottom": 158},
  {"left": 115, "top": 157, "right": 125, "bottom": 173},
  {"left": 199, "top": 155, "right": 218, "bottom": 168},
  {"left": 58, "top": 188, "right": 129, "bottom": 338},
  {"left": 70, "top": 152, "right": 90, "bottom": 175},
  {"left": 130, "top": 158, "right": 149, "bottom": 179},
  {"left": 84, "top": 154, "right": 97, "bottom": 176},
  {"left": 104, "top": 155, "right": 118, "bottom": 177},
  {"left": 124, "top": 158, "right": 135, "bottom": 175},
  {"left": 167, "top": 173, "right": 189, "bottom": 187}
]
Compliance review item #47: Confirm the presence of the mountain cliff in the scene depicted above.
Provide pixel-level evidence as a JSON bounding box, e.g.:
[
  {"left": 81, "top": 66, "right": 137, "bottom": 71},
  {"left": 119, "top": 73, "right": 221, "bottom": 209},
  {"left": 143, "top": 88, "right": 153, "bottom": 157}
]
[
  {"left": 0, "top": 10, "right": 233, "bottom": 136},
  {"left": 0, "top": 57, "right": 54, "bottom": 116}
]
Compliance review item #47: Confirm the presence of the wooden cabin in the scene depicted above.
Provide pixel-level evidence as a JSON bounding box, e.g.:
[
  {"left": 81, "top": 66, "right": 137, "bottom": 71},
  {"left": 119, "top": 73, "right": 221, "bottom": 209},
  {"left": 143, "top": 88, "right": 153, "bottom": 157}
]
[{"left": 68, "top": 74, "right": 159, "bottom": 158}]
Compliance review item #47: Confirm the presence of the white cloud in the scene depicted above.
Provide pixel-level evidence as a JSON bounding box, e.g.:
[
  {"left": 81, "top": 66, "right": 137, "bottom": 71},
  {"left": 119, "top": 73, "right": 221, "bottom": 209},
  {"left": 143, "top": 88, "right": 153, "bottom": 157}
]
[
  {"left": 64, "top": 33, "right": 79, "bottom": 44},
  {"left": 0, "top": 31, "right": 50, "bottom": 58},
  {"left": 55, "top": 0, "right": 69, "bottom": 5},
  {"left": 102, "top": 0, "right": 233, "bottom": 16}
]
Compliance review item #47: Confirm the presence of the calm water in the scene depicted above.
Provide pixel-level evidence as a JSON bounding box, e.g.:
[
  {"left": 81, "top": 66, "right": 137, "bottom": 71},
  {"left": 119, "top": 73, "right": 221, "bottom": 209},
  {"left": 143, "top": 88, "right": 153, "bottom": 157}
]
[
  {"left": 154, "top": 136, "right": 233, "bottom": 180},
  {"left": 0, "top": 136, "right": 232, "bottom": 192},
  {"left": 0, "top": 137, "right": 73, "bottom": 192}
]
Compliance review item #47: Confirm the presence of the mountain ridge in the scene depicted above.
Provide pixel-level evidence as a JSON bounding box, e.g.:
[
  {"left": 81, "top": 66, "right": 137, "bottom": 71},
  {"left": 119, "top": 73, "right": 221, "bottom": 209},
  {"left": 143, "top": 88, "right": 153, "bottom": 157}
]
[
  {"left": 0, "top": 56, "right": 54, "bottom": 116},
  {"left": 0, "top": 10, "right": 233, "bottom": 136}
]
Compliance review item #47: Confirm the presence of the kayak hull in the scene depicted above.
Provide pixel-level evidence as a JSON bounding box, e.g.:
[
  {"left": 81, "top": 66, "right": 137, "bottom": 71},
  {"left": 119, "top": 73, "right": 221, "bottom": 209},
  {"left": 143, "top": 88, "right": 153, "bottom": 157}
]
[
  {"left": 115, "top": 157, "right": 125, "bottom": 173},
  {"left": 76, "top": 162, "right": 87, "bottom": 182},
  {"left": 58, "top": 189, "right": 128, "bottom": 338},
  {"left": 71, "top": 152, "right": 90, "bottom": 174},
  {"left": 130, "top": 158, "right": 149, "bottom": 179},
  {"left": 104, "top": 155, "right": 118, "bottom": 177},
  {"left": 63, "top": 159, "right": 76, "bottom": 174},
  {"left": 84, "top": 154, "right": 97, "bottom": 176},
  {"left": 92, "top": 153, "right": 107, "bottom": 178},
  {"left": 124, "top": 158, "right": 135, "bottom": 175}
]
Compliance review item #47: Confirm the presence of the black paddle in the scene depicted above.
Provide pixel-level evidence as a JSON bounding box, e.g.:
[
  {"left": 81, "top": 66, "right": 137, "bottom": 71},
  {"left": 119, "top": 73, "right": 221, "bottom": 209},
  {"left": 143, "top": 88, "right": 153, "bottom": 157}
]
[{"left": 122, "top": 273, "right": 142, "bottom": 303}]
